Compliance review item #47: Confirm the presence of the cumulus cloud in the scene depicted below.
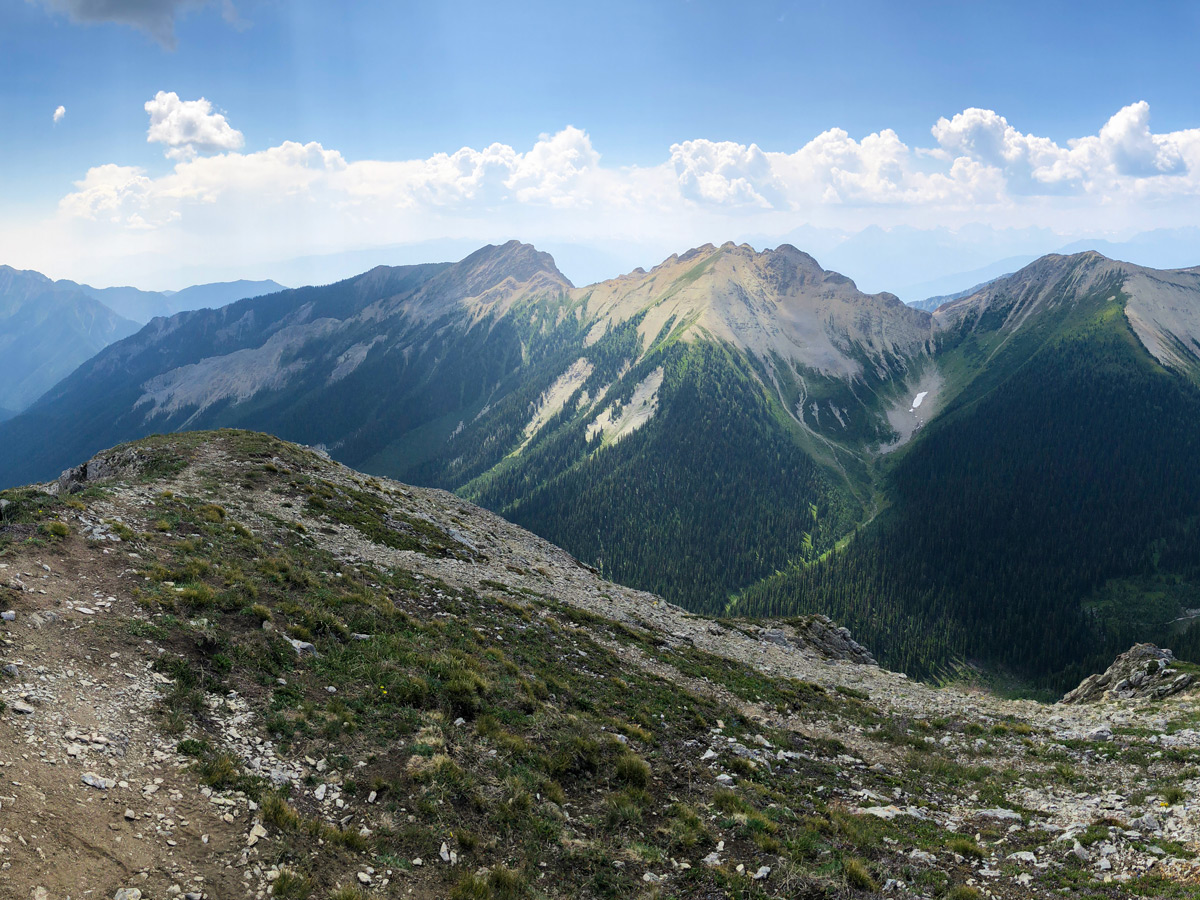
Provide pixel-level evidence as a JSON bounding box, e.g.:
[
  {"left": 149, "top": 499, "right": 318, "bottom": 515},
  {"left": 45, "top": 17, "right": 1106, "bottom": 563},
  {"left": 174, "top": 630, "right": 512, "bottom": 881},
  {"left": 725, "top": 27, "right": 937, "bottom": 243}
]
[
  {"left": 145, "top": 91, "right": 244, "bottom": 160},
  {"left": 671, "top": 140, "right": 782, "bottom": 207},
  {"left": 930, "top": 102, "right": 1200, "bottom": 193},
  {"left": 17, "top": 99, "right": 1200, "bottom": 287},
  {"left": 53, "top": 105, "right": 65, "bottom": 124},
  {"left": 931, "top": 108, "right": 1079, "bottom": 192},
  {"left": 56, "top": 99, "right": 1200, "bottom": 229},
  {"left": 1090, "top": 101, "right": 1187, "bottom": 177},
  {"left": 33, "top": 0, "right": 239, "bottom": 48}
]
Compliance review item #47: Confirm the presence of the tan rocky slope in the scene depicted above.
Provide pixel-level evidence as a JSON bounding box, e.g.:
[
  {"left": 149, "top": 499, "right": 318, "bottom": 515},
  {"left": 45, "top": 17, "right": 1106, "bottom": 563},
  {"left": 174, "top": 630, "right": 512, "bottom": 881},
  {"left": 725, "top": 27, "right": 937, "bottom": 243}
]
[
  {"left": 934, "top": 252, "right": 1200, "bottom": 378},
  {"left": 2, "top": 431, "right": 1200, "bottom": 900},
  {"left": 575, "top": 242, "right": 934, "bottom": 379},
  {"left": 135, "top": 240, "right": 933, "bottom": 439}
]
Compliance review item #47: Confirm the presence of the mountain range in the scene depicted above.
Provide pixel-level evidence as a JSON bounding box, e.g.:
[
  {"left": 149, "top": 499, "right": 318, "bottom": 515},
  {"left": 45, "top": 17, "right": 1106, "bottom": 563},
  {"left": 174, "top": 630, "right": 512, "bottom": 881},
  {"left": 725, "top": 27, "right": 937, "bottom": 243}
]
[
  {"left": 76, "top": 277, "right": 287, "bottom": 325},
  {"left": 0, "top": 268, "right": 286, "bottom": 414},
  {"left": 2, "top": 242, "right": 1198, "bottom": 687},
  {"left": 0, "top": 266, "right": 140, "bottom": 412}
]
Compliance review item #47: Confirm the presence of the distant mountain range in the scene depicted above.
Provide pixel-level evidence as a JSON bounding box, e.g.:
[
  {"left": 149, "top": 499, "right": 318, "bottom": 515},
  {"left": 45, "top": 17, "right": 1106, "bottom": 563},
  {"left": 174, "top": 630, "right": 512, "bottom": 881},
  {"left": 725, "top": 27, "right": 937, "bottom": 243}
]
[
  {"left": 72, "top": 277, "right": 287, "bottom": 324},
  {"left": 0, "top": 268, "right": 286, "bottom": 413},
  {"left": 2, "top": 242, "right": 1199, "bottom": 687},
  {"left": 907, "top": 275, "right": 1010, "bottom": 312},
  {"left": 0, "top": 266, "right": 140, "bottom": 412}
]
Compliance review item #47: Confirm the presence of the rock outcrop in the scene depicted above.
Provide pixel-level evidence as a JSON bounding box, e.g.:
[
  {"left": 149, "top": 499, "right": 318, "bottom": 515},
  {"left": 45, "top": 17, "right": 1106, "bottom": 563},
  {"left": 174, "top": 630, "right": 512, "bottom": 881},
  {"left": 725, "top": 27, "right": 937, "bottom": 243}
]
[
  {"left": 56, "top": 449, "right": 137, "bottom": 494},
  {"left": 756, "top": 615, "right": 878, "bottom": 665},
  {"left": 1061, "top": 643, "right": 1195, "bottom": 704}
]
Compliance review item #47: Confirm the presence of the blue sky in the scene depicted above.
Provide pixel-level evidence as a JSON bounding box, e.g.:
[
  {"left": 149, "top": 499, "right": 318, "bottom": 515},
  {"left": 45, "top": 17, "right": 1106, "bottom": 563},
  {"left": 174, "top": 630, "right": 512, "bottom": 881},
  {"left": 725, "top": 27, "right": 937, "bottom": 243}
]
[{"left": 4, "top": 0, "right": 1200, "bottom": 292}]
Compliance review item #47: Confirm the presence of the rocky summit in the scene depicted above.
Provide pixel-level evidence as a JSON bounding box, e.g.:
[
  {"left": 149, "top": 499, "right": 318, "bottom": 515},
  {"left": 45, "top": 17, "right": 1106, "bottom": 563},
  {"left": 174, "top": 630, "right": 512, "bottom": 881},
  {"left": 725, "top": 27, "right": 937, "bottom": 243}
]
[{"left": 2, "top": 430, "right": 1200, "bottom": 899}]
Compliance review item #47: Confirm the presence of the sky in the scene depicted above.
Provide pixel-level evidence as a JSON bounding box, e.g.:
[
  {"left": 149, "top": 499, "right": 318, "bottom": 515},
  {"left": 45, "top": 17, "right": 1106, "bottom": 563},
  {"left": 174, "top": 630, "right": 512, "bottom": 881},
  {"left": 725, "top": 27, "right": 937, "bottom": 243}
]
[{"left": 3, "top": 0, "right": 1200, "bottom": 295}]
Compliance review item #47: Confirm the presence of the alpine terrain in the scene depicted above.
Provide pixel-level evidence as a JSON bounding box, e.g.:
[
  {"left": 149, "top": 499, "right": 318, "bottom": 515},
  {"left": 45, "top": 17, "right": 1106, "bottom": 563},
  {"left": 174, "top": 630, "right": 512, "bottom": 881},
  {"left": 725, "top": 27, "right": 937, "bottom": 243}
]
[
  {"left": 1, "top": 430, "right": 1199, "bottom": 899},
  {"left": 734, "top": 253, "right": 1200, "bottom": 687},
  {"left": 0, "top": 241, "right": 932, "bottom": 631},
  {"left": 1, "top": 245, "right": 1199, "bottom": 690}
]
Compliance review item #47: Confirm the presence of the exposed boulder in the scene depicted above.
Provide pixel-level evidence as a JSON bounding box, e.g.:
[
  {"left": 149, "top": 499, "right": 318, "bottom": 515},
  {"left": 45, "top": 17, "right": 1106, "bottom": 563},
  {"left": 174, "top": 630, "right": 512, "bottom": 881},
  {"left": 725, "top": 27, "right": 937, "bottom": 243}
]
[
  {"left": 1061, "top": 643, "right": 1195, "bottom": 704},
  {"left": 751, "top": 615, "right": 877, "bottom": 665},
  {"left": 56, "top": 448, "right": 142, "bottom": 494}
]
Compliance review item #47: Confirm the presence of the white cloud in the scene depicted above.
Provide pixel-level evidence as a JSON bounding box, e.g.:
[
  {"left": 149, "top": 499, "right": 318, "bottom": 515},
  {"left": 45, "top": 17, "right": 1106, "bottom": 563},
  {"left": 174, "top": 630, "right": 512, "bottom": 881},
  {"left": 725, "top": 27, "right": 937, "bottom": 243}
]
[
  {"left": 53, "top": 105, "right": 66, "bottom": 124},
  {"left": 930, "top": 102, "right": 1200, "bottom": 194},
  {"left": 930, "top": 108, "right": 1079, "bottom": 193},
  {"left": 145, "top": 91, "right": 244, "bottom": 160},
  {"left": 10, "top": 99, "right": 1200, "bottom": 287},
  {"left": 33, "top": 0, "right": 240, "bottom": 48},
  {"left": 671, "top": 140, "right": 782, "bottom": 207},
  {"left": 1081, "top": 100, "right": 1189, "bottom": 177}
]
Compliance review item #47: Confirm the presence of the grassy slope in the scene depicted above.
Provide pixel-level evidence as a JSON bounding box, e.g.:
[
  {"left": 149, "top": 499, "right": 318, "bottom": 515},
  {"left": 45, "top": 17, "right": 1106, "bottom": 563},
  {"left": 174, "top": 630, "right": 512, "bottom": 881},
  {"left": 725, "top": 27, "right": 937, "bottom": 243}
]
[{"left": 4, "top": 429, "right": 1197, "bottom": 899}]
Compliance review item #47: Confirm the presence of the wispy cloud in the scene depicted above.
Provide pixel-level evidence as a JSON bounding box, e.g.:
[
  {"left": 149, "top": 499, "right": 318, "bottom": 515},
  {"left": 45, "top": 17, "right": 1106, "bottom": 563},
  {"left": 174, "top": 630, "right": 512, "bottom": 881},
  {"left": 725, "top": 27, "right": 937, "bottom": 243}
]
[{"left": 53, "top": 105, "right": 65, "bottom": 124}]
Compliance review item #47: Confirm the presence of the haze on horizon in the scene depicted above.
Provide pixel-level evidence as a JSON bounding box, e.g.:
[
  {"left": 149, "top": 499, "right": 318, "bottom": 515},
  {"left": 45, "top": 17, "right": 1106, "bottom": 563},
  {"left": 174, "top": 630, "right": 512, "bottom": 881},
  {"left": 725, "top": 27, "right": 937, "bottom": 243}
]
[{"left": 3, "top": 0, "right": 1200, "bottom": 297}]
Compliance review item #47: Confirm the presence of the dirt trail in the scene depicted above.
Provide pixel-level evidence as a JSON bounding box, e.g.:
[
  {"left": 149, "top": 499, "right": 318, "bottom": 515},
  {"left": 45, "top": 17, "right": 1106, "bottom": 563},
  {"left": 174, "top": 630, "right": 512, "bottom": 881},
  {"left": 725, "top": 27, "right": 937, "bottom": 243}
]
[{"left": 0, "top": 545, "right": 248, "bottom": 900}]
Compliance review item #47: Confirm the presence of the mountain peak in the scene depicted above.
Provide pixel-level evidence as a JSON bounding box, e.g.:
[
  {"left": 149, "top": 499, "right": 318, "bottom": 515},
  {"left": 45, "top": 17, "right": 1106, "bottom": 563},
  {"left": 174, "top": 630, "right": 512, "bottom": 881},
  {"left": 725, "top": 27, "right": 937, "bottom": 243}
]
[
  {"left": 391, "top": 241, "right": 572, "bottom": 323},
  {"left": 577, "top": 241, "right": 932, "bottom": 378},
  {"left": 459, "top": 240, "right": 573, "bottom": 289},
  {"left": 934, "top": 247, "right": 1200, "bottom": 380}
]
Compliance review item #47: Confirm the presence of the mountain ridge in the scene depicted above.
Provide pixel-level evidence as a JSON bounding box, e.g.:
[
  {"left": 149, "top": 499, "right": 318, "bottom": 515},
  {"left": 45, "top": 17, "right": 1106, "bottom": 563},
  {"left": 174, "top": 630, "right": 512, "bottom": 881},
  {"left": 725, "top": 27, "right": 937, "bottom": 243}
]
[
  {"left": 3, "top": 242, "right": 1200, "bottom": 687},
  {"left": 735, "top": 249, "right": 1200, "bottom": 684}
]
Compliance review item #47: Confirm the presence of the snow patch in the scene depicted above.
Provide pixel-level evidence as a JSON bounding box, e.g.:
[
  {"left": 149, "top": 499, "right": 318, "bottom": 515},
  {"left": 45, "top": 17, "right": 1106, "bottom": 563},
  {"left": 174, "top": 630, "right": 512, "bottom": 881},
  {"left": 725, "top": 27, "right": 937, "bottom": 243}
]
[{"left": 882, "top": 368, "right": 943, "bottom": 454}]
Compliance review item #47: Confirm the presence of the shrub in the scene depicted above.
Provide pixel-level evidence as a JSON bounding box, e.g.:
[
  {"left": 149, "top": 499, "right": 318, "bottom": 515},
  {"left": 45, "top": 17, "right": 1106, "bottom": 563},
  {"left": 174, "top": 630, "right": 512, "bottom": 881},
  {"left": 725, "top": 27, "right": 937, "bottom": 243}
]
[
  {"left": 198, "top": 503, "right": 226, "bottom": 522},
  {"left": 1163, "top": 785, "right": 1187, "bottom": 805},
  {"left": 614, "top": 753, "right": 651, "bottom": 788},
  {"left": 947, "top": 837, "right": 985, "bottom": 859},
  {"left": 272, "top": 868, "right": 312, "bottom": 899},
  {"left": 194, "top": 752, "right": 241, "bottom": 789},
  {"left": 176, "top": 738, "right": 210, "bottom": 758},
  {"left": 1053, "top": 762, "right": 1077, "bottom": 784},
  {"left": 604, "top": 792, "right": 644, "bottom": 829},
  {"left": 843, "top": 857, "right": 877, "bottom": 891},
  {"left": 666, "top": 803, "right": 710, "bottom": 850},
  {"left": 547, "top": 734, "right": 602, "bottom": 778},
  {"left": 450, "top": 867, "right": 527, "bottom": 900},
  {"left": 178, "top": 584, "right": 214, "bottom": 608},
  {"left": 712, "top": 788, "right": 750, "bottom": 815},
  {"left": 261, "top": 793, "right": 301, "bottom": 830}
]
